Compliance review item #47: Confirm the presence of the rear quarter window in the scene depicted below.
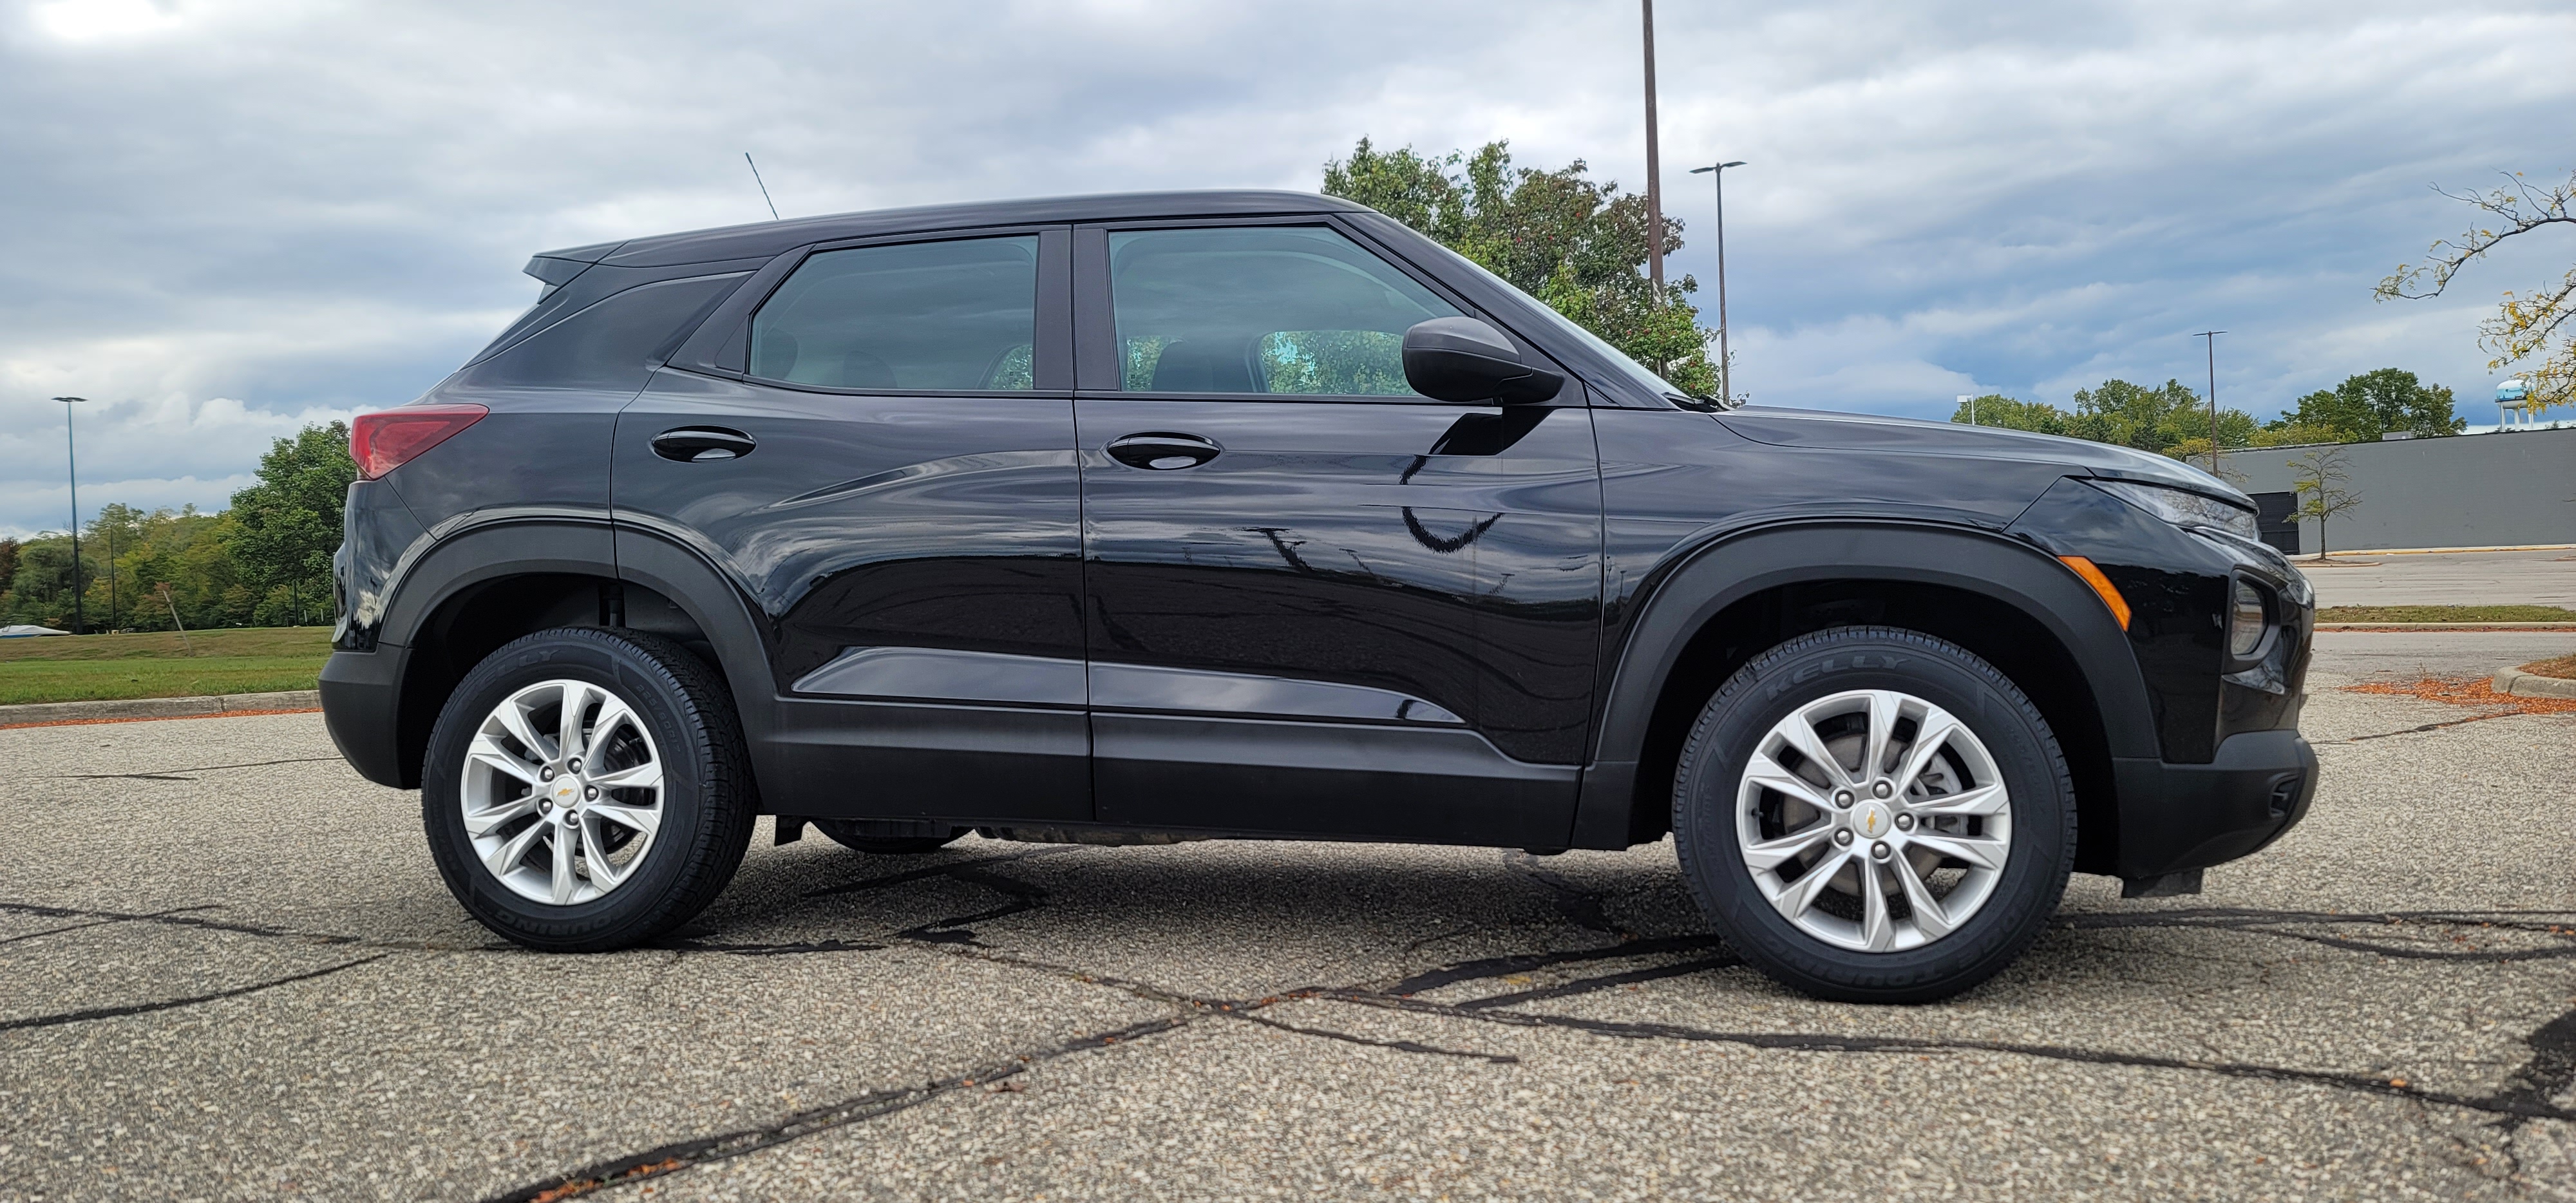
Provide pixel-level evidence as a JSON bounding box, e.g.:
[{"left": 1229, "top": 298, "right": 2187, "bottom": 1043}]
[{"left": 457, "top": 273, "right": 748, "bottom": 392}]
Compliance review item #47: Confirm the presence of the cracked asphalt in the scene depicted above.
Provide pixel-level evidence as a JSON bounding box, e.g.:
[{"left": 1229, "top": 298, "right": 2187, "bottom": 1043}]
[{"left": 4, "top": 638, "right": 2573, "bottom": 1200}]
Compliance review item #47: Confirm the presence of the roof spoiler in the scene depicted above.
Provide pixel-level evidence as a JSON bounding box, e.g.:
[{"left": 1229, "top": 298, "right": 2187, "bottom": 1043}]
[{"left": 523, "top": 238, "right": 625, "bottom": 287}]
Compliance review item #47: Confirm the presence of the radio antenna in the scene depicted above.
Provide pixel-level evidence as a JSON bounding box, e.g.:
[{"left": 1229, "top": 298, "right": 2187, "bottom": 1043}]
[{"left": 744, "top": 152, "right": 780, "bottom": 220}]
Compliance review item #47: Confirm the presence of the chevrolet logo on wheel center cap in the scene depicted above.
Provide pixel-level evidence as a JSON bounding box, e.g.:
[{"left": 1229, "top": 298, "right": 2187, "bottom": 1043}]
[{"left": 1853, "top": 801, "right": 1893, "bottom": 840}]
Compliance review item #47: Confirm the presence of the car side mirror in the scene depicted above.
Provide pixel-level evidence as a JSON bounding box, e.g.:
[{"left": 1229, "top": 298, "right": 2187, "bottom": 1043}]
[{"left": 1402, "top": 317, "right": 1566, "bottom": 404}]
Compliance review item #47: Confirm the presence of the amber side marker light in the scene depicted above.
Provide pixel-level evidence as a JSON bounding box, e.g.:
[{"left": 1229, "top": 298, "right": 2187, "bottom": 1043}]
[{"left": 2058, "top": 555, "right": 2132, "bottom": 630}]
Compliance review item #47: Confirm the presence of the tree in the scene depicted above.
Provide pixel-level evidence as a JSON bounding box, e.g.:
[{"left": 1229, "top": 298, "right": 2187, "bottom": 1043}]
[
  {"left": 3, "top": 536, "right": 81, "bottom": 630},
  {"left": 2247, "top": 421, "right": 2343, "bottom": 448},
  {"left": 226, "top": 421, "right": 355, "bottom": 627},
  {"left": 2288, "top": 446, "right": 2362, "bottom": 559},
  {"left": 2273, "top": 368, "right": 2463, "bottom": 442},
  {"left": 2061, "top": 378, "right": 2257, "bottom": 457},
  {"left": 1948, "top": 394, "right": 2069, "bottom": 435},
  {"left": 0, "top": 539, "right": 17, "bottom": 601},
  {"left": 1325, "top": 138, "right": 1721, "bottom": 397},
  {"left": 1950, "top": 382, "right": 2266, "bottom": 459},
  {"left": 2377, "top": 169, "right": 2576, "bottom": 414}
]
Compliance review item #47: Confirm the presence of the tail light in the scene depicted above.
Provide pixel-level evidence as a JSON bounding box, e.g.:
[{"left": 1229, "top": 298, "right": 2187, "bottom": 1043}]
[{"left": 350, "top": 404, "right": 487, "bottom": 480}]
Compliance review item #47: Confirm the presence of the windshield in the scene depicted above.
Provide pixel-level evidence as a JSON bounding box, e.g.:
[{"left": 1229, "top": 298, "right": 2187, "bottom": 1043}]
[{"left": 1397, "top": 232, "right": 1702, "bottom": 404}]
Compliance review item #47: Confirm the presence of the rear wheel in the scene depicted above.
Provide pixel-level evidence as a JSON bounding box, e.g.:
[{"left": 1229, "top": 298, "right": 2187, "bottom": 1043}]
[
  {"left": 421, "top": 627, "right": 755, "bottom": 951},
  {"left": 1672, "top": 625, "right": 2074, "bottom": 1003}
]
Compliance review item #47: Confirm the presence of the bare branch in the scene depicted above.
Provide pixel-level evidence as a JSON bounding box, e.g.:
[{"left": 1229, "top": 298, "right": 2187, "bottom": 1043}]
[
  {"left": 2379, "top": 167, "right": 2576, "bottom": 413},
  {"left": 2374, "top": 169, "right": 2576, "bottom": 302}
]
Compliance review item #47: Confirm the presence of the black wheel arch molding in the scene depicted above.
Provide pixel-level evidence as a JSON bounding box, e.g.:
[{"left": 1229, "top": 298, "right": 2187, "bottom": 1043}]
[
  {"left": 1572, "top": 516, "right": 2157, "bottom": 862},
  {"left": 323, "top": 513, "right": 781, "bottom": 797}
]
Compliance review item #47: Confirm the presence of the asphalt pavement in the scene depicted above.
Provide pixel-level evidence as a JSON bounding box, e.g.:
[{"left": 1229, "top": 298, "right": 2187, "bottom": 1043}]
[{"left": 2, "top": 637, "right": 2571, "bottom": 1201}]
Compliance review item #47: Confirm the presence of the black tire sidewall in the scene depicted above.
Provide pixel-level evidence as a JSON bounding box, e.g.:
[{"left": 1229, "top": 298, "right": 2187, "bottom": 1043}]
[
  {"left": 421, "top": 629, "right": 728, "bottom": 948},
  {"left": 1673, "top": 627, "right": 2074, "bottom": 1002}
]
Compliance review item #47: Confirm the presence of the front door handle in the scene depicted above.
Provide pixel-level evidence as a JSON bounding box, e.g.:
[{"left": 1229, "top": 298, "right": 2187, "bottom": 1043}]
[
  {"left": 1106, "top": 431, "right": 1222, "bottom": 471},
  {"left": 652, "top": 426, "right": 757, "bottom": 462}
]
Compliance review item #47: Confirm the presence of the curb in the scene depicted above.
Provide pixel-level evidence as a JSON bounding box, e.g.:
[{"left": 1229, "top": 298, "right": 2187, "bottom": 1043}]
[
  {"left": 2310, "top": 544, "right": 2574, "bottom": 557},
  {"left": 2316, "top": 623, "right": 2576, "bottom": 632},
  {"left": 0, "top": 690, "right": 323, "bottom": 729},
  {"left": 2493, "top": 668, "right": 2576, "bottom": 700}
]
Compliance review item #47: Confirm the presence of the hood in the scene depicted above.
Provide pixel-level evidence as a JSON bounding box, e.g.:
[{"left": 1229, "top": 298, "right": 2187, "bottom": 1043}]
[{"left": 1716, "top": 407, "right": 2252, "bottom": 505}]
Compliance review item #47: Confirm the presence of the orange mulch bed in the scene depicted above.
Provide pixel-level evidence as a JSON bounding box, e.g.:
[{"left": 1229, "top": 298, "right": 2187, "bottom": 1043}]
[
  {"left": 2345, "top": 677, "right": 2576, "bottom": 716},
  {"left": 2520, "top": 654, "right": 2576, "bottom": 679},
  {"left": 0, "top": 707, "right": 321, "bottom": 732}
]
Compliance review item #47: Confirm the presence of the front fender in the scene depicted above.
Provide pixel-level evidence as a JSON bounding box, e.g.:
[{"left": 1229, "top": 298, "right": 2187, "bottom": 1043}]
[{"left": 1575, "top": 520, "right": 2157, "bottom": 847}]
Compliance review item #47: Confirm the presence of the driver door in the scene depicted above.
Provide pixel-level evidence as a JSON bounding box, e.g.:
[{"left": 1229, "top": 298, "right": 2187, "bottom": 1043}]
[{"left": 1071, "top": 220, "right": 1604, "bottom": 846}]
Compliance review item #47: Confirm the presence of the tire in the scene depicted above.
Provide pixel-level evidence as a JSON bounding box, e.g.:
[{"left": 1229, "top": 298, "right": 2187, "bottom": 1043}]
[
  {"left": 1671, "top": 625, "right": 2074, "bottom": 1003},
  {"left": 421, "top": 627, "right": 757, "bottom": 951},
  {"left": 811, "top": 819, "right": 963, "bottom": 856}
]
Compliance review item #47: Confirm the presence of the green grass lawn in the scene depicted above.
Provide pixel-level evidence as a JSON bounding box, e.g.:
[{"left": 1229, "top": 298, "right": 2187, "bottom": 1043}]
[
  {"left": 2315, "top": 605, "right": 2576, "bottom": 624},
  {"left": 0, "top": 627, "right": 334, "bottom": 705}
]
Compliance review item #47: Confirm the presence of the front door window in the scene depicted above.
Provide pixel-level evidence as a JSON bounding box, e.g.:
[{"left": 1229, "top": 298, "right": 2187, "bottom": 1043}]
[{"left": 1108, "top": 226, "right": 1461, "bottom": 396}]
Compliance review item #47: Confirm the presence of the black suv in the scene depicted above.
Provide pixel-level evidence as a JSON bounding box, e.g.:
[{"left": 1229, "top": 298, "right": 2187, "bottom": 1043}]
[{"left": 322, "top": 191, "right": 2316, "bottom": 1001}]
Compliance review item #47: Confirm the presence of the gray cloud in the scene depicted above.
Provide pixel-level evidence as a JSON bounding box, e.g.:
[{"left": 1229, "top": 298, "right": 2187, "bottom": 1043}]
[{"left": 3, "top": 0, "right": 2568, "bottom": 535}]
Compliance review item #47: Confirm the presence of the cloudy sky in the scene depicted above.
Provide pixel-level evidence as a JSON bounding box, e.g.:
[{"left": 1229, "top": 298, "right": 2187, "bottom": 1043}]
[{"left": 2, "top": 0, "right": 2568, "bottom": 536}]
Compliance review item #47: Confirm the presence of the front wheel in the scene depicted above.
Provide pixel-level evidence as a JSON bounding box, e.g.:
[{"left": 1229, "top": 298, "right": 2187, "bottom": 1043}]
[
  {"left": 421, "top": 627, "right": 757, "bottom": 951},
  {"left": 1672, "top": 626, "right": 2074, "bottom": 1003}
]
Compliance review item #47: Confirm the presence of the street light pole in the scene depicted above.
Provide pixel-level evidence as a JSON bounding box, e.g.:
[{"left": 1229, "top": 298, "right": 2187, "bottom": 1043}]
[
  {"left": 1689, "top": 161, "right": 1747, "bottom": 402},
  {"left": 2193, "top": 331, "right": 2226, "bottom": 473},
  {"left": 52, "top": 396, "right": 86, "bottom": 635},
  {"left": 1641, "top": 0, "right": 1663, "bottom": 299}
]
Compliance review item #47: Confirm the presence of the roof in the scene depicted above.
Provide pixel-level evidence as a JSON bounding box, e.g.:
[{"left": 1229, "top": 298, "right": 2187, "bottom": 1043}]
[{"left": 534, "top": 190, "right": 1372, "bottom": 270}]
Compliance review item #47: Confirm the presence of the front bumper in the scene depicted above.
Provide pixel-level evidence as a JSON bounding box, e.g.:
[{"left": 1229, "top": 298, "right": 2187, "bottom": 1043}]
[
  {"left": 320, "top": 645, "right": 413, "bottom": 789},
  {"left": 2110, "top": 728, "right": 2318, "bottom": 879}
]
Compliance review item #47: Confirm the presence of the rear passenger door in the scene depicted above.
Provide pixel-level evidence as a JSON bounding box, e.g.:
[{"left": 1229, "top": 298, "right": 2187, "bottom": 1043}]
[
  {"left": 1071, "top": 221, "right": 1604, "bottom": 847},
  {"left": 614, "top": 228, "right": 1089, "bottom": 823}
]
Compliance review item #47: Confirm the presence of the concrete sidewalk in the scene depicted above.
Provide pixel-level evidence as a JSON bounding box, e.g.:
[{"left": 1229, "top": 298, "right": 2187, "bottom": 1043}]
[{"left": 2300, "top": 546, "right": 2576, "bottom": 608}]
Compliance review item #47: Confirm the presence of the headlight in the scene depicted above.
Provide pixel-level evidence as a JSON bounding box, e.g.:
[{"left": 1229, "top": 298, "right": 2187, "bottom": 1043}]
[
  {"left": 2092, "top": 480, "right": 2260, "bottom": 541},
  {"left": 2228, "top": 576, "right": 2269, "bottom": 658}
]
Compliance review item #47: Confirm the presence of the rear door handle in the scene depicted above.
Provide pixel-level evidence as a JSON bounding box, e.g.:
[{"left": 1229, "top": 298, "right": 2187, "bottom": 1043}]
[
  {"left": 1106, "top": 431, "right": 1222, "bottom": 471},
  {"left": 652, "top": 426, "right": 757, "bottom": 462}
]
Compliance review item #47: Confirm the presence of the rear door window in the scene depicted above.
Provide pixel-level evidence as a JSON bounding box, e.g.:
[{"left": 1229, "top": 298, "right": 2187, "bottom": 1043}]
[
  {"left": 751, "top": 235, "right": 1038, "bottom": 391},
  {"left": 1108, "top": 226, "right": 1462, "bottom": 396}
]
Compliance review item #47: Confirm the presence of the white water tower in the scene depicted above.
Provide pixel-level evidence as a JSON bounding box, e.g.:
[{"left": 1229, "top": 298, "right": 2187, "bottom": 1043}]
[{"left": 2496, "top": 377, "right": 2533, "bottom": 429}]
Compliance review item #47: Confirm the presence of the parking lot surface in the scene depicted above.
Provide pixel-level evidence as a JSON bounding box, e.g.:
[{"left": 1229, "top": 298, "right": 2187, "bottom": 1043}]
[
  {"left": 3, "top": 639, "right": 2572, "bottom": 1200},
  {"left": 2304, "top": 547, "right": 2576, "bottom": 609}
]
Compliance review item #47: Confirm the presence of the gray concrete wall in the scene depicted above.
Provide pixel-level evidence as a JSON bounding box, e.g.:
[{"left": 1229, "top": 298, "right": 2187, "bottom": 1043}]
[{"left": 2215, "top": 426, "right": 2576, "bottom": 553}]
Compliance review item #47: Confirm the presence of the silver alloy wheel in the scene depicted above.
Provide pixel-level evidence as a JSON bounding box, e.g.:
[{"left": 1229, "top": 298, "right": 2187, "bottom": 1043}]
[
  {"left": 1736, "top": 688, "right": 2012, "bottom": 952},
  {"left": 460, "top": 678, "right": 666, "bottom": 905}
]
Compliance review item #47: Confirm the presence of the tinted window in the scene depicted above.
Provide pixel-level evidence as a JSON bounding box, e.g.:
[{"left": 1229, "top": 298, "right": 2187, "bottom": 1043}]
[
  {"left": 462, "top": 273, "right": 745, "bottom": 391},
  {"left": 1109, "top": 226, "right": 1461, "bottom": 395},
  {"left": 751, "top": 236, "right": 1038, "bottom": 391}
]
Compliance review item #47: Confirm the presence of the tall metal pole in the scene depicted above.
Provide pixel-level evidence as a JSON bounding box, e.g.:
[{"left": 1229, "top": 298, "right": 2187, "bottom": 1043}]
[
  {"left": 1642, "top": 0, "right": 1663, "bottom": 299},
  {"left": 1690, "top": 162, "right": 1747, "bottom": 402},
  {"left": 2193, "top": 331, "right": 2226, "bottom": 472},
  {"left": 1712, "top": 164, "right": 1729, "bottom": 399},
  {"left": 52, "top": 397, "right": 86, "bottom": 635}
]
